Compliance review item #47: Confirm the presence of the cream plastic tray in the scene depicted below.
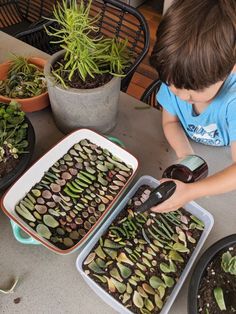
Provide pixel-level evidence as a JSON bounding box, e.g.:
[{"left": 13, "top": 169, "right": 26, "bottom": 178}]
[{"left": 76, "top": 175, "right": 214, "bottom": 313}]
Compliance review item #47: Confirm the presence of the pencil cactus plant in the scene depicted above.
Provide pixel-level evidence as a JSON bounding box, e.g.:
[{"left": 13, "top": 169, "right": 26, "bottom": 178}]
[
  {"left": 44, "top": 0, "right": 131, "bottom": 133},
  {"left": 46, "top": 0, "right": 130, "bottom": 88}
]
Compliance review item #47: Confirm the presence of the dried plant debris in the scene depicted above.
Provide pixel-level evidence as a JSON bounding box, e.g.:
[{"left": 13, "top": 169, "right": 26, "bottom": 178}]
[
  {"left": 15, "top": 139, "right": 133, "bottom": 250},
  {"left": 0, "top": 277, "right": 19, "bottom": 294},
  {"left": 83, "top": 185, "right": 204, "bottom": 314}
]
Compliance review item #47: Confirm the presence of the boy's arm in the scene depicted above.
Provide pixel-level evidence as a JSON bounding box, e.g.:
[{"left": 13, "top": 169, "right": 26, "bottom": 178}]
[
  {"left": 162, "top": 109, "right": 194, "bottom": 158},
  {"left": 151, "top": 142, "right": 236, "bottom": 213}
]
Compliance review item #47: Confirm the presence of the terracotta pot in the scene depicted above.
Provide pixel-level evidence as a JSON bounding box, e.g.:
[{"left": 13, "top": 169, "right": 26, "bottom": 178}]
[{"left": 0, "top": 57, "right": 49, "bottom": 112}]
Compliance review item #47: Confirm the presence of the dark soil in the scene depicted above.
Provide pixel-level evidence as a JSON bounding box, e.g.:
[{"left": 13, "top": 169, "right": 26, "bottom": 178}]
[
  {"left": 0, "top": 156, "right": 20, "bottom": 178},
  {"left": 198, "top": 245, "right": 236, "bottom": 313},
  {"left": 53, "top": 58, "right": 113, "bottom": 89}
]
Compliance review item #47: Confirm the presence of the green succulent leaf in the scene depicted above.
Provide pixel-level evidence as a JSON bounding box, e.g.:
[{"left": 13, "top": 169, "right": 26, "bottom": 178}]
[
  {"left": 214, "top": 287, "right": 226, "bottom": 311},
  {"left": 221, "top": 251, "right": 236, "bottom": 275},
  {"left": 133, "top": 291, "right": 144, "bottom": 309}
]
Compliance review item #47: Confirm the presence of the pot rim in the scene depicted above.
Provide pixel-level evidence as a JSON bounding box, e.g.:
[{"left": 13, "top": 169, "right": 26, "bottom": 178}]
[
  {"left": 188, "top": 233, "right": 236, "bottom": 314},
  {"left": 44, "top": 49, "right": 121, "bottom": 94}
]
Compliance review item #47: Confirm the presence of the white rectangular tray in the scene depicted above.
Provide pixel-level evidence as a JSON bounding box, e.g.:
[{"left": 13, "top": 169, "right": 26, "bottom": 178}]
[
  {"left": 76, "top": 175, "right": 214, "bottom": 313},
  {"left": 1, "top": 128, "right": 138, "bottom": 254}
]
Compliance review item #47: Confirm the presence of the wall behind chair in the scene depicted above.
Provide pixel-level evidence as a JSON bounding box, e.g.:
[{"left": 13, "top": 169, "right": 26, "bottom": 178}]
[
  {"left": 163, "top": 0, "right": 173, "bottom": 14},
  {"left": 118, "top": 0, "right": 147, "bottom": 8}
]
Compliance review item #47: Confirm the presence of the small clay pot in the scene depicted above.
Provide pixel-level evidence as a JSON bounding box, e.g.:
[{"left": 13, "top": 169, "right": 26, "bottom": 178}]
[
  {"left": 188, "top": 234, "right": 236, "bottom": 314},
  {"left": 0, "top": 57, "right": 49, "bottom": 112},
  {"left": 0, "top": 116, "right": 35, "bottom": 192}
]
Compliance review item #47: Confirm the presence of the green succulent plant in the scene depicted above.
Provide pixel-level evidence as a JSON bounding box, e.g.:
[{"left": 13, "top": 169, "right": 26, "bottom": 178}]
[
  {"left": 0, "top": 55, "right": 47, "bottom": 98},
  {"left": 45, "top": 0, "right": 131, "bottom": 87},
  {"left": 221, "top": 251, "right": 236, "bottom": 275}
]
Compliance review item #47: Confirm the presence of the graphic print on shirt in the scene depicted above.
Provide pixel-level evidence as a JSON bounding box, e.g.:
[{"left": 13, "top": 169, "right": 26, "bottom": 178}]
[{"left": 187, "top": 123, "right": 222, "bottom": 146}]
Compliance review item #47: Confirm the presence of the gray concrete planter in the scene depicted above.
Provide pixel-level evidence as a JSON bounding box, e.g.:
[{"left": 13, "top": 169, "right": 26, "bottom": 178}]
[{"left": 44, "top": 50, "right": 121, "bottom": 134}]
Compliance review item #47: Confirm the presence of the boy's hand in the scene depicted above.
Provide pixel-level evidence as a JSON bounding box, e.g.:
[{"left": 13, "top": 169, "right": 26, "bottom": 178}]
[{"left": 151, "top": 178, "right": 194, "bottom": 213}]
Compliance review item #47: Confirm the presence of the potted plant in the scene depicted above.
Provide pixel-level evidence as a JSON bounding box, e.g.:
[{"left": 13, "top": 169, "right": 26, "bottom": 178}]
[
  {"left": 0, "top": 101, "right": 35, "bottom": 191},
  {"left": 0, "top": 55, "right": 49, "bottom": 112},
  {"left": 44, "top": 0, "right": 130, "bottom": 134},
  {"left": 188, "top": 234, "right": 236, "bottom": 314}
]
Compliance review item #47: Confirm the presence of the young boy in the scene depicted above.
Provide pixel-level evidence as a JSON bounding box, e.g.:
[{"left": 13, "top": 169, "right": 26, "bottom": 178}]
[{"left": 149, "top": 0, "right": 236, "bottom": 213}]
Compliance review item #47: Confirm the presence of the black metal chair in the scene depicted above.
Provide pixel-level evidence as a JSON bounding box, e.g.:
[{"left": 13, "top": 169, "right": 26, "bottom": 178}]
[
  {"left": 0, "top": 0, "right": 59, "bottom": 36},
  {"left": 15, "top": 0, "right": 150, "bottom": 92},
  {"left": 140, "top": 79, "right": 162, "bottom": 110}
]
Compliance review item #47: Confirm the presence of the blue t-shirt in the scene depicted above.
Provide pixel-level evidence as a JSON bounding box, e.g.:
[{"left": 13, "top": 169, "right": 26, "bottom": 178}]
[{"left": 156, "top": 73, "right": 236, "bottom": 146}]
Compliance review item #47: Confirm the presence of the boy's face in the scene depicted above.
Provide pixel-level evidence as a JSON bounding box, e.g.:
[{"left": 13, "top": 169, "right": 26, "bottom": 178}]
[{"left": 169, "top": 80, "right": 225, "bottom": 105}]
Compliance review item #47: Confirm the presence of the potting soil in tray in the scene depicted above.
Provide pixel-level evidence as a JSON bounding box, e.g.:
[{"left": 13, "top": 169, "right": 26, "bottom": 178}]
[
  {"left": 82, "top": 185, "right": 204, "bottom": 314},
  {"left": 198, "top": 245, "right": 236, "bottom": 314},
  {"left": 14, "top": 139, "right": 133, "bottom": 250}
]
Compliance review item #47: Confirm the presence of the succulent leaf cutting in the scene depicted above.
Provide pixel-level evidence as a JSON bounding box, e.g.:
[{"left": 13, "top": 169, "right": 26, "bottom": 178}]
[
  {"left": 15, "top": 139, "right": 133, "bottom": 250},
  {"left": 82, "top": 185, "right": 204, "bottom": 313}
]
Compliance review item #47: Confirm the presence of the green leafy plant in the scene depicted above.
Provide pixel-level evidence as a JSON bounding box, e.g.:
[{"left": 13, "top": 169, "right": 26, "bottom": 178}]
[
  {"left": 0, "top": 101, "right": 29, "bottom": 164},
  {"left": 45, "top": 0, "right": 131, "bottom": 87},
  {"left": 0, "top": 55, "right": 47, "bottom": 98},
  {"left": 221, "top": 251, "right": 236, "bottom": 275}
]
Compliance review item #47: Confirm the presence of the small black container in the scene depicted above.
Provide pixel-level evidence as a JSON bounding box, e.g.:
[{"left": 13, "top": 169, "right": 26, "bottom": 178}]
[
  {"left": 0, "top": 116, "right": 35, "bottom": 192},
  {"left": 188, "top": 234, "right": 236, "bottom": 314},
  {"left": 162, "top": 154, "right": 208, "bottom": 183}
]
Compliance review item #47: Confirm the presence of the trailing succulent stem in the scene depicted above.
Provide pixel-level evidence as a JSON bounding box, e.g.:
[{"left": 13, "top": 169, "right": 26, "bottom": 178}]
[
  {"left": 0, "top": 55, "right": 46, "bottom": 98},
  {"left": 0, "top": 102, "right": 29, "bottom": 164},
  {"left": 45, "top": 0, "right": 131, "bottom": 86}
]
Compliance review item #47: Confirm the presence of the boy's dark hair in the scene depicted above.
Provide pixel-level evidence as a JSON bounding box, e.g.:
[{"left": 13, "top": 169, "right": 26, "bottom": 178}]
[{"left": 150, "top": 0, "right": 236, "bottom": 90}]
